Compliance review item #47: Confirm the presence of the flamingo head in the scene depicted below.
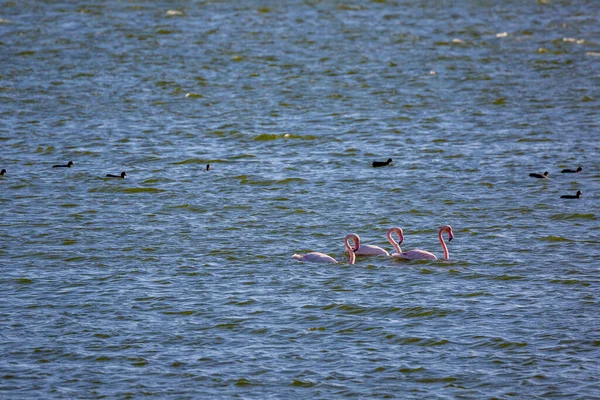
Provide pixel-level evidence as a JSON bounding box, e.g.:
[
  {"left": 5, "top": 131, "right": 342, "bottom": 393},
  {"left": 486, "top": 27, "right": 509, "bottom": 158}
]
[
  {"left": 389, "top": 227, "right": 404, "bottom": 244},
  {"left": 345, "top": 233, "right": 361, "bottom": 252},
  {"left": 440, "top": 225, "right": 454, "bottom": 241}
]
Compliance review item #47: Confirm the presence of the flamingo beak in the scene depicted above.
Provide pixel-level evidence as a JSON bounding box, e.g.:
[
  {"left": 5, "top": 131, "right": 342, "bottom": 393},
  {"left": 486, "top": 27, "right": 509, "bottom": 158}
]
[{"left": 448, "top": 234, "right": 453, "bottom": 242}]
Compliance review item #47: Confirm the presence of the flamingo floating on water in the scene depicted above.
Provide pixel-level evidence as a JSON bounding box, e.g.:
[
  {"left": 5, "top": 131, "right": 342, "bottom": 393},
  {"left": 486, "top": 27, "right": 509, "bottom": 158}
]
[
  {"left": 391, "top": 225, "right": 454, "bottom": 261},
  {"left": 293, "top": 233, "right": 360, "bottom": 264}
]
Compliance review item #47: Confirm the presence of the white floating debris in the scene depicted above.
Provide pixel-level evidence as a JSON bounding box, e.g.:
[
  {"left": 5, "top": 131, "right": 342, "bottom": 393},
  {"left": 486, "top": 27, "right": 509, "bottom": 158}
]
[
  {"left": 429, "top": 70, "right": 437, "bottom": 75},
  {"left": 166, "top": 10, "right": 185, "bottom": 16},
  {"left": 586, "top": 51, "right": 600, "bottom": 57},
  {"left": 496, "top": 32, "right": 508, "bottom": 38},
  {"left": 452, "top": 38, "right": 464, "bottom": 44},
  {"left": 563, "top": 37, "right": 585, "bottom": 44}
]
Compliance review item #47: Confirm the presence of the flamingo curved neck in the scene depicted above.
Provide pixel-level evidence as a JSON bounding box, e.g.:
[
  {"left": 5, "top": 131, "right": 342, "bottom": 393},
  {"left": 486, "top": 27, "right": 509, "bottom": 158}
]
[
  {"left": 386, "top": 228, "right": 402, "bottom": 254},
  {"left": 344, "top": 235, "right": 358, "bottom": 265},
  {"left": 439, "top": 230, "right": 449, "bottom": 260}
]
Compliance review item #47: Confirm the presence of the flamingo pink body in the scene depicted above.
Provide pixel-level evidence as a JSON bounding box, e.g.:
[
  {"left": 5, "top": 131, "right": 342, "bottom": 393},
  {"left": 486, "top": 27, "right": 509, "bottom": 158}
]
[
  {"left": 354, "top": 244, "right": 389, "bottom": 256},
  {"left": 293, "top": 233, "right": 360, "bottom": 264},
  {"left": 392, "top": 225, "right": 454, "bottom": 261},
  {"left": 350, "top": 227, "right": 404, "bottom": 256},
  {"left": 292, "top": 252, "right": 337, "bottom": 264}
]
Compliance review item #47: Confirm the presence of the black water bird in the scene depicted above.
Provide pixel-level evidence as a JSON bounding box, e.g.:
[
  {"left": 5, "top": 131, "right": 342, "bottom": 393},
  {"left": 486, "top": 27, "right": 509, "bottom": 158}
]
[
  {"left": 53, "top": 161, "right": 74, "bottom": 168},
  {"left": 560, "top": 190, "right": 582, "bottom": 199},
  {"left": 372, "top": 158, "right": 393, "bottom": 168},
  {"left": 0, "top": 169, "right": 6, "bottom": 176},
  {"left": 206, "top": 164, "right": 211, "bottom": 171},
  {"left": 529, "top": 171, "right": 548, "bottom": 179},
  {"left": 561, "top": 166, "right": 582, "bottom": 173},
  {"left": 106, "top": 172, "right": 127, "bottom": 178}
]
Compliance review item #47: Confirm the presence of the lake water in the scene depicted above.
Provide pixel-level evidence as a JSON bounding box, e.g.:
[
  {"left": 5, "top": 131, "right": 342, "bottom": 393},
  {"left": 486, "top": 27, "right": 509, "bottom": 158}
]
[{"left": 1, "top": 1, "right": 599, "bottom": 398}]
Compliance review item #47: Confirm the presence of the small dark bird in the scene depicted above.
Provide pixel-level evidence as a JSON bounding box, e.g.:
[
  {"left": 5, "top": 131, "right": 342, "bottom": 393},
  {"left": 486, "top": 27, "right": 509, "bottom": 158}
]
[
  {"left": 372, "top": 158, "right": 393, "bottom": 168},
  {"left": 106, "top": 172, "right": 127, "bottom": 178},
  {"left": 206, "top": 164, "right": 211, "bottom": 171},
  {"left": 560, "top": 190, "right": 582, "bottom": 199},
  {"left": 0, "top": 169, "right": 6, "bottom": 176},
  {"left": 561, "top": 166, "right": 582, "bottom": 174},
  {"left": 529, "top": 171, "right": 549, "bottom": 179},
  {"left": 53, "top": 161, "right": 74, "bottom": 168}
]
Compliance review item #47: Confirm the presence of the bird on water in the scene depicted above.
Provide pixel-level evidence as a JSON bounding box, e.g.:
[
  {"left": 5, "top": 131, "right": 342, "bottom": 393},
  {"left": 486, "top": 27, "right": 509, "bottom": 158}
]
[
  {"left": 529, "top": 171, "right": 548, "bottom": 179},
  {"left": 372, "top": 158, "right": 393, "bottom": 168},
  {"left": 560, "top": 190, "right": 582, "bottom": 199},
  {"left": 561, "top": 166, "right": 582, "bottom": 173},
  {"left": 106, "top": 172, "right": 127, "bottom": 178},
  {"left": 0, "top": 169, "right": 6, "bottom": 176},
  {"left": 53, "top": 161, "right": 74, "bottom": 168}
]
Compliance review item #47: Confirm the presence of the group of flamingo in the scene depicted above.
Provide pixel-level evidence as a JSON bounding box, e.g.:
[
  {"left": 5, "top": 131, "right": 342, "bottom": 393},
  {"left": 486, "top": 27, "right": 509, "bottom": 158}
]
[{"left": 292, "top": 225, "right": 454, "bottom": 264}]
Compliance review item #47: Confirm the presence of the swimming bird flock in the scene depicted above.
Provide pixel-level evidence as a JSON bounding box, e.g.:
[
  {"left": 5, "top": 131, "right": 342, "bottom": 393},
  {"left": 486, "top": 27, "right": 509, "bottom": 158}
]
[
  {"left": 0, "top": 159, "right": 586, "bottom": 265},
  {"left": 291, "top": 161, "right": 587, "bottom": 264},
  {"left": 529, "top": 166, "right": 584, "bottom": 199},
  {"left": 0, "top": 160, "right": 220, "bottom": 178},
  {"left": 293, "top": 226, "right": 455, "bottom": 264}
]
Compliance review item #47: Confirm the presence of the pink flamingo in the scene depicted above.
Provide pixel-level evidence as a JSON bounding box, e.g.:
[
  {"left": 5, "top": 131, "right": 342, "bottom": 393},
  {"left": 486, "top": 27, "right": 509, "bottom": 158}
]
[
  {"left": 293, "top": 233, "right": 360, "bottom": 264},
  {"left": 350, "top": 227, "right": 404, "bottom": 256},
  {"left": 392, "top": 225, "right": 454, "bottom": 261}
]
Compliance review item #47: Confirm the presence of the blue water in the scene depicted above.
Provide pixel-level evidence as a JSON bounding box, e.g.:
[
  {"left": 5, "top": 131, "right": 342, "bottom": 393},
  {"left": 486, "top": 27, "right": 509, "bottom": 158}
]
[{"left": 1, "top": 1, "right": 599, "bottom": 398}]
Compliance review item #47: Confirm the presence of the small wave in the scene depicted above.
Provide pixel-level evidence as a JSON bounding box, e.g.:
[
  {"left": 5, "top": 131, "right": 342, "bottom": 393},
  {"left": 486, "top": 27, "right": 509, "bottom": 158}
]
[
  {"left": 415, "top": 376, "right": 457, "bottom": 383},
  {"left": 239, "top": 177, "right": 306, "bottom": 186},
  {"left": 550, "top": 213, "right": 596, "bottom": 221},
  {"left": 492, "top": 274, "right": 524, "bottom": 281},
  {"left": 185, "top": 92, "right": 203, "bottom": 98},
  {"left": 123, "top": 187, "right": 166, "bottom": 194},
  {"left": 163, "top": 310, "right": 195, "bottom": 315},
  {"left": 549, "top": 279, "right": 590, "bottom": 287},
  {"left": 319, "top": 303, "right": 458, "bottom": 318},
  {"left": 235, "top": 378, "right": 259, "bottom": 387},
  {"left": 472, "top": 337, "right": 528, "bottom": 349},
  {"left": 169, "top": 204, "right": 207, "bottom": 213},
  {"left": 395, "top": 337, "right": 450, "bottom": 347},
  {"left": 89, "top": 187, "right": 166, "bottom": 194},
  {"left": 516, "top": 137, "right": 553, "bottom": 143},
  {"left": 454, "top": 292, "right": 490, "bottom": 298},
  {"left": 540, "top": 236, "right": 572, "bottom": 242},
  {"left": 291, "top": 379, "right": 315, "bottom": 388},
  {"left": 171, "top": 158, "right": 210, "bottom": 165}
]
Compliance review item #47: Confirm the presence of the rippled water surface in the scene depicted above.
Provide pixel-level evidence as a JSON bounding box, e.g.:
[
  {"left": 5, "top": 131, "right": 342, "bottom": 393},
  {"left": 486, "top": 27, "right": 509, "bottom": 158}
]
[{"left": 1, "top": 0, "right": 599, "bottom": 398}]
